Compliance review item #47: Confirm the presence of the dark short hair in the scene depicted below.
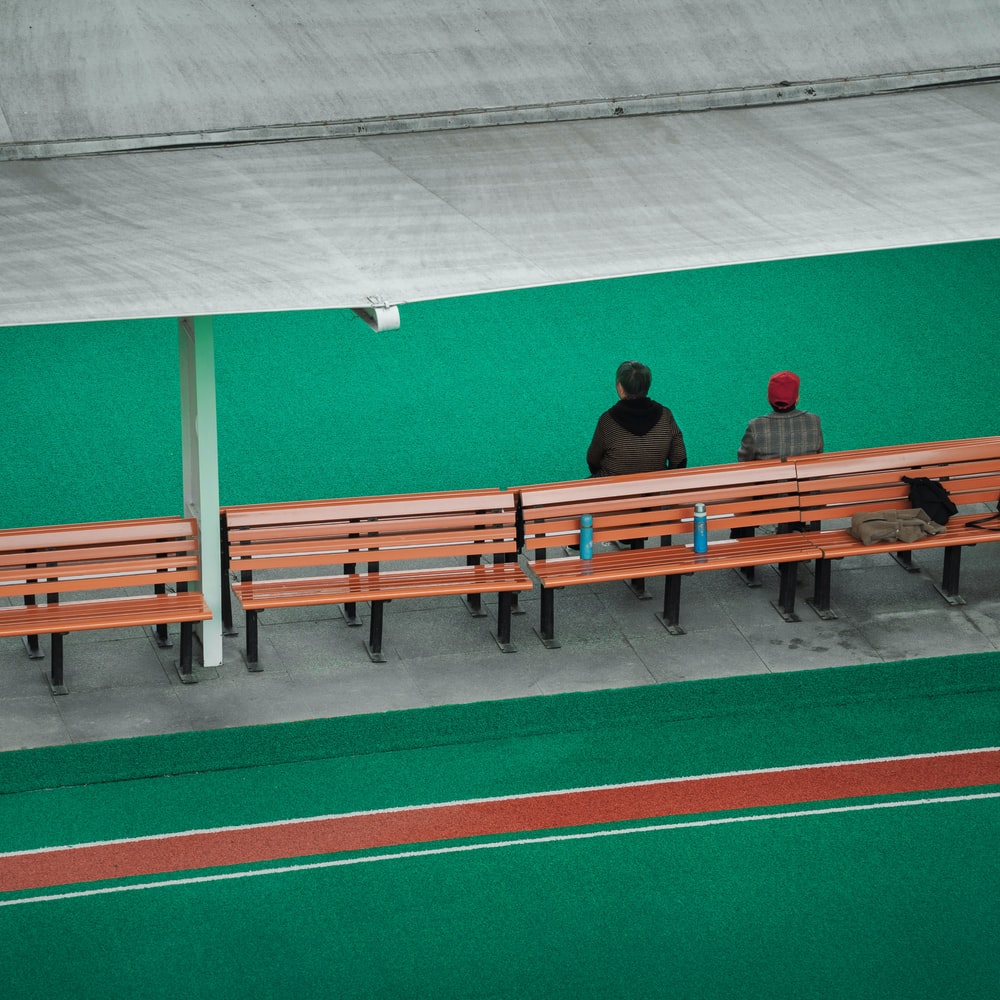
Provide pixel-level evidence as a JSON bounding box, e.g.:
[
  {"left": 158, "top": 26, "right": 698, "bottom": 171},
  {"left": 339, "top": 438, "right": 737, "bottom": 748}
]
[{"left": 616, "top": 361, "right": 652, "bottom": 398}]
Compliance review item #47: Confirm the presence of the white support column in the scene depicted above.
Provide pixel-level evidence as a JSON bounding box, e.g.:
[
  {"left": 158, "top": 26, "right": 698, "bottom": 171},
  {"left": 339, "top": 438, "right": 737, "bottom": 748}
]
[{"left": 179, "top": 315, "right": 223, "bottom": 667}]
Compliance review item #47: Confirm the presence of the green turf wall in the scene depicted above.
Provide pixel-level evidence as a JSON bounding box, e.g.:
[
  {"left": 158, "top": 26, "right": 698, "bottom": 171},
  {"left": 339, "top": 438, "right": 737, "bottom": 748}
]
[{"left": 3, "top": 240, "right": 998, "bottom": 528}]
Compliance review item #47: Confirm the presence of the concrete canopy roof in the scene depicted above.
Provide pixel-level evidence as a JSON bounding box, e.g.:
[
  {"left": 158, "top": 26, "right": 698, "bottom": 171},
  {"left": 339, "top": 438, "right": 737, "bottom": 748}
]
[
  {"left": 1, "top": 81, "right": 1000, "bottom": 328},
  {"left": 2, "top": 0, "right": 1000, "bottom": 328}
]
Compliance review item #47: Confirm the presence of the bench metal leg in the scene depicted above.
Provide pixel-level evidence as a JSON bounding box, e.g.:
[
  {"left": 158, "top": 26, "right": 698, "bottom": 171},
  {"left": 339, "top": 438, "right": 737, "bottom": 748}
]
[
  {"left": 153, "top": 583, "right": 172, "bottom": 647},
  {"left": 340, "top": 561, "right": 362, "bottom": 626},
  {"left": 462, "top": 594, "right": 486, "bottom": 617},
  {"left": 222, "top": 585, "right": 238, "bottom": 636},
  {"left": 22, "top": 634, "right": 43, "bottom": 659},
  {"left": 220, "top": 514, "right": 237, "bottom": 635},
  {"left": 505, "top": 553, "right": 525, "bottom": 614},
  {"left": 655, "top": 576, "right": 685, "bottom": 635},
  {"left": 806, "top": 558, "right": 838, "bottom": 620},
  {"left": 773, "top": 562, "right": 801, "bottom": 622},
  {"left": 175, "top": 622, "right": 197, "bottom": 684},
  {"left": 242, "top": 609, "right": 263, "bottom": 671},
  {"left": 21, "top": 594, "right": 44, "bottom": 658},
  {"left": 493, "top": 591, "right": 517, "bottom": 653},
  {"left": 731, "top": 526, "right": 760, "bottom": 586},
  {"left": 220, "top": 575, "right": 233, "bottom": 632},
  {"left": 935, "top": 546, "right": 966, "bottom": 605},
  {"left": 463, "top": 555, "right": 486, "bottom": 617},
  {"left": 625, "top": 539, "right": 650, "bottom": 599},
  {"left": 365, "top": 601, "right": 388, "bottom": 662},
  {"left": 891, "top": 550, "right": 919, "bottom": 573},
  {"left": 535, "top": 588, "right": 560, "bottom": 649},
  {"left": 48, "top": 633, "right": 68, "bottom": 695}
]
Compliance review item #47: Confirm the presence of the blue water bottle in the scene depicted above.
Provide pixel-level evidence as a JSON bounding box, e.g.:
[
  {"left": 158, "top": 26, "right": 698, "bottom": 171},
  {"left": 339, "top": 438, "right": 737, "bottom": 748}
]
[
  {"left": 579, "top": 514, "right": 593, "bottom": 560},
  {"left": 693, "top": 502, "right": 708, "bottom": 554}
]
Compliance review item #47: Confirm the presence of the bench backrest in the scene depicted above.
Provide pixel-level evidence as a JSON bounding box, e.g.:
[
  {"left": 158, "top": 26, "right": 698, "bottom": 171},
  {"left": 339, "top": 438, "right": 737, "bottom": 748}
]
[
  {"left": 517, "top": 461, "right": 799, "bottom": 553},
  {"left": 0, "top": 517, "right": 203, "bottom": 600},
  {"left": 219, "top": 487, "right": 504, "bottom": 518},
  {"left": 795, "top": 438, "right": 1000, "bottom": 523},
  {"left": 224, "top": 489, "right": 520, "bottom": 574}
]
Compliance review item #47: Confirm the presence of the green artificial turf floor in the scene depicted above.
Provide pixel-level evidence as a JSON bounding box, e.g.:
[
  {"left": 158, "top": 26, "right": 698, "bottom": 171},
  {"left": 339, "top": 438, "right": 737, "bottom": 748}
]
[{"left": 2, "top": 656, "right": 998, "bottom": 999}]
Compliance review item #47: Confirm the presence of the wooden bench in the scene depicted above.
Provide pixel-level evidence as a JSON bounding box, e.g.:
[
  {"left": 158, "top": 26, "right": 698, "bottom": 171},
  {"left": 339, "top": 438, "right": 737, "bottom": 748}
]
[
  {"left": 222, "top": 488, "right": 534, "bottom": 665},
  {"left": 794, "top": 437, "right": 1000, "bottom": 618},
  {"left": 517, "top": 462, "right": 822, "bottom": 647},
  {"left": 0, "top": 517, "right": 212, "bottom": 693}
]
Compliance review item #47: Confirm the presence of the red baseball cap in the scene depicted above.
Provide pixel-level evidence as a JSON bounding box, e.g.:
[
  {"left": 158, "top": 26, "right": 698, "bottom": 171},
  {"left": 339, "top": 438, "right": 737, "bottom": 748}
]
[{"left": 767, "top": 371, "right": 800, "bottom": 409}]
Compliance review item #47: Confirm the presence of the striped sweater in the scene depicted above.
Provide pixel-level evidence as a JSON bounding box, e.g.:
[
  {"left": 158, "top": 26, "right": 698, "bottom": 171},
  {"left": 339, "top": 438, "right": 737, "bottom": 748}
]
[{"left": 586, "top": 398, "right": 687, "bottom": 477}]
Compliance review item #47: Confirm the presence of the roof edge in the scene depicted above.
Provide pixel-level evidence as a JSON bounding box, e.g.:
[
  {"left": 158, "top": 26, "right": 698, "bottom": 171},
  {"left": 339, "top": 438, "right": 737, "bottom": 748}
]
[{"left": 4, "top": 64, "right": 998, "bottom": 161}]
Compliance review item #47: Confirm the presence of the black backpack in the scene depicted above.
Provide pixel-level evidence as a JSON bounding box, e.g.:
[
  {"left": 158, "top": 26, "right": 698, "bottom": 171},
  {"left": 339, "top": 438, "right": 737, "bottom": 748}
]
[{"left": 902, "top": 475, "right": 957, "bottom": 526}]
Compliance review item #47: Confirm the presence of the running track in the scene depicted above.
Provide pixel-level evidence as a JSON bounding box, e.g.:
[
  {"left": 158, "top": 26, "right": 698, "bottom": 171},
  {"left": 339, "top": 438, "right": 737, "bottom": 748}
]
[{"left": 3, "top": 747, "right": 997, "bottom": 898}]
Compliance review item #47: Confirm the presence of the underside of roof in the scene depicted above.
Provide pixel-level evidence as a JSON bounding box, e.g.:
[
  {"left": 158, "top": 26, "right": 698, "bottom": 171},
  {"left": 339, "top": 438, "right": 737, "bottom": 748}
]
[{"left": 2, "top": 0, "right": 1000, "bottom": 327}]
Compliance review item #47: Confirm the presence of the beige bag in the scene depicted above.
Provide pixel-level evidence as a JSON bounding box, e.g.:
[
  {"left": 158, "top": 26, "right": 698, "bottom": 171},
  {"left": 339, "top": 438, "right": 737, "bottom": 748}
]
[{"left": 848, "top": 508, "right": 947, "bottom": 545}]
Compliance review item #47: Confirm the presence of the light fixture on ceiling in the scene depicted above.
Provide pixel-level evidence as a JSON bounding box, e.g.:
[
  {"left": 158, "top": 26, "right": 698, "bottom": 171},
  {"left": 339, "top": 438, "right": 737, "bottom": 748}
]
[{"left": 351, "top": 296, "right": 401, "bottom": 332}]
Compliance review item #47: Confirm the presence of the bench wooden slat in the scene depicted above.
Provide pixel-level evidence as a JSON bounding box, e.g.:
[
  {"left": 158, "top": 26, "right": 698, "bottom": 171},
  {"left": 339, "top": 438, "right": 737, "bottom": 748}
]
[
  {"left": 0, "top": 567, "right": 203, "bottom": 598},
  {"left": 221, "top": 487, "right": 504, "bottom": 519},
  {"left": 0, "top": 592, "right": 211, "bottom": 637},
  {"left": 229, "top": 523, "right": 519, "bottom": 555},
  {"left": 518, "top": 460, "right": 799, "bottom": 506},
  {"left": 804, "top": 518, "right": 1000, "bottom": 562},
  {"left": 794, "top": 437, "right": 1000, "bottom": 476},
  {"left": 230, "top": 509, "right": 517, "bottom": 541},
  {"left": 0, "top": 519, "right": 202, "bottom": 552},
  {"left": 229, "top": 545, "right": 520, "bottom": 574},
  {"left": 784, "top": 436, "right": 1000, "bottom": 464},
  {"left": 225, "top": 491, "right": 517, "bottom": 528},
  {"left": 0, "top": 537, "right": 202, "bottom": 567},
  {"left": 799, "top": 466, "right": 1000, "bottom": 502},
  {"left": 228, "top": 519, "right": 521, "bottom": 571},
  {"left": 233, "top": 562, "right": 530, "bottom": 609},
  {"left": 529, "top": 534, "right": 821, "bottom": 588}
]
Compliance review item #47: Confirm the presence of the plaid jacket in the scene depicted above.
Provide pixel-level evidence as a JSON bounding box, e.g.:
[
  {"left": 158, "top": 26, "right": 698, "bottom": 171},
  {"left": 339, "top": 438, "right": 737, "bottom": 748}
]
[{"left": 737, "top": 409, "right": 823, "bottom": 462}]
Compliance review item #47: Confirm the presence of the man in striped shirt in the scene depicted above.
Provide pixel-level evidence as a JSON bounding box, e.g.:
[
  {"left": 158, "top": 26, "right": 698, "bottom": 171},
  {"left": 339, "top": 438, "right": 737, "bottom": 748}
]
[{"left": 586, "top": 361, "right": 687, "bottom": 477}]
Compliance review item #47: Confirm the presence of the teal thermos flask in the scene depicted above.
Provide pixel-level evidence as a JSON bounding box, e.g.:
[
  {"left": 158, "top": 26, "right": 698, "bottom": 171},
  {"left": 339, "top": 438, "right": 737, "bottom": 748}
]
[
  {"left": 580, "top": 514, "right": 593, "bottom": 559},
  {"left": 693, "top": 502, "right": 708, "bottom": 554}
]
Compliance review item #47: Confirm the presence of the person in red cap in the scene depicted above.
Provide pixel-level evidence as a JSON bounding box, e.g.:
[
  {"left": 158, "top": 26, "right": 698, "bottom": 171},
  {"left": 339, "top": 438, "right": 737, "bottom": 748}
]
[
  {"left": 733, "top": 371, "right": 823, "bottom": 581},
  {"left": 737, "top": 370, "right": 823, "bottom": 462}
]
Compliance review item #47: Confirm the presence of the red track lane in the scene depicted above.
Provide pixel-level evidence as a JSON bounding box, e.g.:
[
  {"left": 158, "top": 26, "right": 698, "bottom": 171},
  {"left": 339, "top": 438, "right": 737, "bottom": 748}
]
[{"left": 2, "top": 749, "right": 998, "bottom": 894}]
